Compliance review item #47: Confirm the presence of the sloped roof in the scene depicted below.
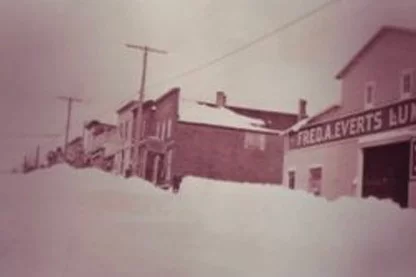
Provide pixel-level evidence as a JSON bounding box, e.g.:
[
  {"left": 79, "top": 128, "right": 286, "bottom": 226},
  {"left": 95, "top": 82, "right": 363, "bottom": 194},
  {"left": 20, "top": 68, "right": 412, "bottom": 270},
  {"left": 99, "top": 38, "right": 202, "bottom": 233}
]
[
  {"left": 336, "top": 25, "right": 416, "bottom": 80},
  {"left": 282, "top": 104, "right": 341, "bottom": 135},
  {"left": 116, "top": 100, "right": 138, "bottom": 114},
  {"left": 84, "top": 120, "right": 116, "bottom": 130},
  {"left": 178, "top": 100, "right": 281, "bottom": 134}
]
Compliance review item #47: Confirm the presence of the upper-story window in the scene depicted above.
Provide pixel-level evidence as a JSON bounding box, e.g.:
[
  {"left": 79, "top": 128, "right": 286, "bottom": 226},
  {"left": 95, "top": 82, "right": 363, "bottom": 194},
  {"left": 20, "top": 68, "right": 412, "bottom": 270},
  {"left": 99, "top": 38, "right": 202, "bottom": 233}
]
[
  {"left": 161, "top": 120, "right": 167, "bottom": 140},
  {"left": 119, "top": 123, "right": 124, "bottom": 139},
  {"left": 244, "top": 132, "right": 266, "bottom": 151},
  {"left": 364, "top": 81, "right": 376, "bottom": 110},
  {"left": 167, "top": 119, "right": 172, "bottom": 138},
  {"left": 400, "top": 69, "right": 414, "bottom": 99},
  {"left": 125, "top": 121, "right": 129, "bottom": 140},
  {"left": 156, "top": 122, "right": 161, "bottom": 138},
  {"left": 141, "top": 120, "right": 147, "bottom": 138}
]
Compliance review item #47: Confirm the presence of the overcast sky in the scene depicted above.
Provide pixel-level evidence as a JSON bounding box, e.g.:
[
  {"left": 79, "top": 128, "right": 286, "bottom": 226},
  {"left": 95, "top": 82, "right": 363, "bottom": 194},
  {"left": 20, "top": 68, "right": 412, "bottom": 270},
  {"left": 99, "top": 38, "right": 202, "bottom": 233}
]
[{"left": 1, "top": 0, "right": 416, "bottom": 169}]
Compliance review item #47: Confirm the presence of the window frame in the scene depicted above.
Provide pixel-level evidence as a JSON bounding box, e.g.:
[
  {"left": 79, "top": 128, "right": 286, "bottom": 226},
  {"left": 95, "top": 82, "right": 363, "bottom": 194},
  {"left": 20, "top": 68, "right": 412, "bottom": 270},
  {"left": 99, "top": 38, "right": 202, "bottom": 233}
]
[
  {"left": 244, "top": 132, "right": 266, "bottom": 151},
  {"left": 308, "top": 165, "right": 323, "bottom": 196},
  {"left": 364, "top": 81, "right": 376, "bottom": 110},
  {"left": 400, "top": 68, "right": 414, "bottom": 99},
  {"left": 167, "top": 119, "right": 172, "bottom": 138},
  {"left": 288, "top": 169, "right": 296, "bottom": 190}
]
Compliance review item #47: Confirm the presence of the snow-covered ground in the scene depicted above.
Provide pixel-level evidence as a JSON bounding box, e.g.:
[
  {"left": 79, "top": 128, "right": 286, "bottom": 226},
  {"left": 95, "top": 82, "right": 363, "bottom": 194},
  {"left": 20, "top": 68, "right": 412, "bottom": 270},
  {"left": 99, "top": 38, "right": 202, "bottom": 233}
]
[{"left": 1, "top": 166, "right": 416, "bottom": 276}]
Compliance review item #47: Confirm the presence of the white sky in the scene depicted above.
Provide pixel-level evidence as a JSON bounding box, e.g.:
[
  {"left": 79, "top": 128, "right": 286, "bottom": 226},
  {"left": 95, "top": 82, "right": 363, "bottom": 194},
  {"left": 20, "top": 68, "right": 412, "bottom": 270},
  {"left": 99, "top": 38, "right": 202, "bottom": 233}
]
[{"left": 1, "top": 0, "right": 416, "bottom": 169}]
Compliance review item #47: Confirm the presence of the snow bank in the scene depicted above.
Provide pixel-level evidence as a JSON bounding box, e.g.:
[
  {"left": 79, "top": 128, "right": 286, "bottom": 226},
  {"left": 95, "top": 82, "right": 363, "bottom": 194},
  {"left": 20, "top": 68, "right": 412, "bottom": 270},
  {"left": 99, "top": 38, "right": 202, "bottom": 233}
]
[
  {"left": 1, "top": 166, "right": 416, "bottom": 276},
  {"left": 178, "top": 100, "right": 281, "bottom": 134}
]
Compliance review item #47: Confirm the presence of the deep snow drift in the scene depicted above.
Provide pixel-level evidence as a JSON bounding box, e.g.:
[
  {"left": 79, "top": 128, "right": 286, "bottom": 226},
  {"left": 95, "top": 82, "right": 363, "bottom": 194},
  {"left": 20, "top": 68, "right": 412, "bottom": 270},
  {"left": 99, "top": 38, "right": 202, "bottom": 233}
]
[{"left": 0, "top": 165, "right": 416, "bottom": 276}]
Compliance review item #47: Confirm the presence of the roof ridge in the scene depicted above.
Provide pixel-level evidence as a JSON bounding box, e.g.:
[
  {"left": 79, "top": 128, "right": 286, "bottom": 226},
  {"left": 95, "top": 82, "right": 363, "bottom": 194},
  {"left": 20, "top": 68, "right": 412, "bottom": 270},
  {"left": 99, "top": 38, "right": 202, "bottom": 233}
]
[{"left": 335, "top": 25, "right": 416, "bottom": 80}]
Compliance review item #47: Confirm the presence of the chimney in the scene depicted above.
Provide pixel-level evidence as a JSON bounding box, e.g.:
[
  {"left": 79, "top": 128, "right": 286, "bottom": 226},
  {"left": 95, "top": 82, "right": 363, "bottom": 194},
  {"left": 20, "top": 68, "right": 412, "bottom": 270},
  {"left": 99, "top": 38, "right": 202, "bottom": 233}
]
[
  {"left": 298, "top": 99, "right": 307, "bottom": 121},
  {"left": 216, "top": 91, "right": 227, "bottom": 107}
]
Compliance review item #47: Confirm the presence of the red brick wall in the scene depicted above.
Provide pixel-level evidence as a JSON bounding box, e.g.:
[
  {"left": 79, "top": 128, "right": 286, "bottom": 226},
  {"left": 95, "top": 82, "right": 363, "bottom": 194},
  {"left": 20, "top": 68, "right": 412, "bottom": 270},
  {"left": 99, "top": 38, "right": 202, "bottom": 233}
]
[
  {"left": 173, "top": 122, "right": 284, "bottom": 184},
  {"left": 142, "top": 88, "right": 179, "bottom": 139}
]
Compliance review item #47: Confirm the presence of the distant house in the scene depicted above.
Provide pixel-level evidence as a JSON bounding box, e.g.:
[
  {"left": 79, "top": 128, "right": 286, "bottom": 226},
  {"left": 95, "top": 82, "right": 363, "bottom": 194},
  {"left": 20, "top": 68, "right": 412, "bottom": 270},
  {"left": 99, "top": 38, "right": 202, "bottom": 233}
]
[
  {"left": 283, "top": 26, "right": 416, "bottom": 208},
  {"left": 65, "top": 136, "right": 85, "bottom": 168},
  {"left": 84, "top": 120, "right": 120, "bottom": 171},
  {"left": 114, "top": 100, "right": 139, "bottom": 176},
  {"left": 114, "top": 87, "right": 299, "bottom": 186}
]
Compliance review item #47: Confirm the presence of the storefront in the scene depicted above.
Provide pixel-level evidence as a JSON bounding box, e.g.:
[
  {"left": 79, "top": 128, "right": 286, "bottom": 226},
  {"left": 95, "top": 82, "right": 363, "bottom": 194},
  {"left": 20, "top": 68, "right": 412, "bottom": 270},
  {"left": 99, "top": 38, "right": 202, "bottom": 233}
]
[
  {"left": 284, "top": 97, "right": 416, "bottom": 208},
  {"left": 137, "top": 137, "right": 174, "bottom": 186}
]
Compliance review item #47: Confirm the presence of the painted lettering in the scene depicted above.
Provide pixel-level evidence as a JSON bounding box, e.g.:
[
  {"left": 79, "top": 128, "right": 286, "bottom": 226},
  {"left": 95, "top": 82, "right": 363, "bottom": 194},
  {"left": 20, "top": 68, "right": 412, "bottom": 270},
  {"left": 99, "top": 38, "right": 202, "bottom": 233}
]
[
  {"left": 356, "top": 116, "right": 366, "bottom": 134},
  {"left": 349, "top": 117, "right": 357, "bottom": 136},
  {"left": 365, "top": 113, "right": 374, "bottom": 131},
  {"left": 334, "top": 122, "right": 342, "bottom": 138},
  {"left": 309, "top": 128, "right": 316, "bottom": 145},
  {"left": 315, "top": 127, "right": 323, "bottom": 143},
  {"left": 398, "top": 104, "right": 409, "bottom": 125},
  {"left": 289, "top": 98, "right": 416, "bottom": 150},
  {"left": 340, "top": 119, "right": 349, "bottom": 136},
  {"left": 374, "top": 110, "right": 383, "bottom": 130},
  {"left": 389, "top": 108, "right": 398, "bottom": 127},
  {"left": 324, "top": 124, "right": 332, "bottom": 140}
]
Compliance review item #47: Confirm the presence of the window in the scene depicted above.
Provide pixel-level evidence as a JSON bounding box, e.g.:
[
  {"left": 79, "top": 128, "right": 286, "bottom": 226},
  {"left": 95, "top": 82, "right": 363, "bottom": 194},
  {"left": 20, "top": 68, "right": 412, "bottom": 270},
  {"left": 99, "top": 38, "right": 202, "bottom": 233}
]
[
  {"left": 125, "top": 121, "right": 129, "bottom": 140},
  {"left": 156, "top": 122, "right": 161, "bottom": 137},
  {"left": 167, "top": 119, "right": 172, "bottom": 138},
  {"left": 364, "top": 82, "right": 376, "bottom": 109},
  {"left": 288, "top": 170, "right": 296, "bottom": 190},
  {"left": 161, "top": 120, "right": 166, "bottom": 140},
  {"left": 308, "top": 166, "right": 322, "bottom": 196},
  {"left": 141, "top": 120, "right": 147, "bottom": 138},
  {"left": 401, "top": 69, "right": 414, "bottom": 98},
  {"left": 120, "top": 150, "right": 125, "bottom": 173},
  {"left": 244, "top": 133, "right": 266, "bottom": 151},
  {"left": 119, "top": 123, "right": 123, "bottom": 139},
  {"left": 130, "top": 146, "right": 134, "bottom": 160}
]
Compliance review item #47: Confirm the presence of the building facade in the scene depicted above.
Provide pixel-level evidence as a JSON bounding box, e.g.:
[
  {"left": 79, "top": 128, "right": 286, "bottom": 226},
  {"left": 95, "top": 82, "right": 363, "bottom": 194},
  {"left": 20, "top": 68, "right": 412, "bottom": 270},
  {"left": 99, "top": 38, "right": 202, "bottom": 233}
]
[
  {"left": 65, "top": 136, "right": 85, "bottom": 168},
  {"left": 84, "top": 120, "right": 119, "bottom": 171},
  {"left": 283, "top": 26, "right": 416, "bottom": 208},
  {"left": 115, "top": 87, "right": 299, "bottom": 186}
]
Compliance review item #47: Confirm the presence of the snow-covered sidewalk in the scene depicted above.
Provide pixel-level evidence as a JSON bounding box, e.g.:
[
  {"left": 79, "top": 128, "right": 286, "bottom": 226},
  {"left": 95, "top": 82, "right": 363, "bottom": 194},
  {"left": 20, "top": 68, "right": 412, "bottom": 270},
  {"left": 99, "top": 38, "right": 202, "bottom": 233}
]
[{"left": 0, "top": 165, "right": 415, "bottom": 276}]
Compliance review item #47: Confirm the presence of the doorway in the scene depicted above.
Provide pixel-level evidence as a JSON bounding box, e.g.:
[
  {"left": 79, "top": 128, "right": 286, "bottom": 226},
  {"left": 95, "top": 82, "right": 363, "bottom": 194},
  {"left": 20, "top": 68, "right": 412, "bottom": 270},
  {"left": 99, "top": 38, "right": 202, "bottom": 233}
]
[{"left": 362, "top": 141, "right": 410, "bottom": 208}]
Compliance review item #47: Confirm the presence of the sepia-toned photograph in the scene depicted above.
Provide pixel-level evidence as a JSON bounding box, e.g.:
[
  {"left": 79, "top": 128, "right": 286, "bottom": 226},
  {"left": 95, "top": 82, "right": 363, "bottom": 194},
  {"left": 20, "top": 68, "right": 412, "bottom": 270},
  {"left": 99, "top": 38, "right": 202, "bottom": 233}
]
[{"left": 1, "top": 0, "right": 416, "bottom": 276}]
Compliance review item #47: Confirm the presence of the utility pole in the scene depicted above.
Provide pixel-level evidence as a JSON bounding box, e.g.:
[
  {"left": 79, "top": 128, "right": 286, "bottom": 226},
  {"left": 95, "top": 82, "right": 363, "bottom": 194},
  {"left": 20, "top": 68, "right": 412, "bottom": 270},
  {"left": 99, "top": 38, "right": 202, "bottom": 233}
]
[
  {"left": 57, "top": 96, "right": 83, "bottom": 157},
  {"left": 125, "top": 44, "right": 167, "bottom": 176}
]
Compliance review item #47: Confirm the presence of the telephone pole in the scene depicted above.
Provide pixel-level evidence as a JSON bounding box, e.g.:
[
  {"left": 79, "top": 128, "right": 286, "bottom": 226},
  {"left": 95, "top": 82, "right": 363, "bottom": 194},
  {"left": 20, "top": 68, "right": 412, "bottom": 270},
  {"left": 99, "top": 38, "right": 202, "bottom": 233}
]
[
  {"left": 57, "top": 96, "right": 83, "bottom": 157},
  {"left": 125, "top": 44, "right": 167, "bottom": 175}
]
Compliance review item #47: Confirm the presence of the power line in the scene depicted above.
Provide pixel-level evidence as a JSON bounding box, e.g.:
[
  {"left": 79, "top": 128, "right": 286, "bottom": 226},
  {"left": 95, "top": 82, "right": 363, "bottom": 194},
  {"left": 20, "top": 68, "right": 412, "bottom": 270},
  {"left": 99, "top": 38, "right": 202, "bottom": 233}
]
[
  {"left": 57, "top": 96, "right": 83, "bottom": 156},
  {"left": 144, "top": 0, "right": 342, "bottom": 89},
  {"left": 86, "top": 0, "right": 342, "bottom": 122},
  {"left": 0, "top": 133, "right": 62, "bottom": 140}
]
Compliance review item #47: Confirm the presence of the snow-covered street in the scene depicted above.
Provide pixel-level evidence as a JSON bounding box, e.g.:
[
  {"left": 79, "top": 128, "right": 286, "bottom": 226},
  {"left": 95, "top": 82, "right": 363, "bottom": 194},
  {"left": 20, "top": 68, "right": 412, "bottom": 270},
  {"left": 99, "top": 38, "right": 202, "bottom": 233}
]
[{"left": 0, "top": 166, "right": 416, "bottom": 276}]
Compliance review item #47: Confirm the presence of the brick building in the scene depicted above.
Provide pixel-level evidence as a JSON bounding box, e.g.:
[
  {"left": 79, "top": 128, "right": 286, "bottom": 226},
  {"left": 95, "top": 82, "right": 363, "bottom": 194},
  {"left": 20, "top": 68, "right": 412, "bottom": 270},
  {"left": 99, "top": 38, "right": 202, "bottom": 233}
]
[
  {"left": 114, "top": 88, "right": 299, "bottom": 186},
  {"left": 283, "top": 26, "right": 416, "bottom": 208}
]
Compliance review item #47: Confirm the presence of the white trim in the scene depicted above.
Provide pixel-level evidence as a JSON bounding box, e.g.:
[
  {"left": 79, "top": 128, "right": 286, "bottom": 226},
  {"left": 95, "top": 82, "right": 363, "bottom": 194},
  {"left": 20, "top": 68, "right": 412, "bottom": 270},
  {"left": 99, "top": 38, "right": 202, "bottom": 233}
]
[
  {"left": 356, "top": 149, "right": 364, "bottom": 197},
  {"left": 308, "top": 164, "right": 323, "bottom": 169},
  {"left": 364, "top": 81, "right": 376, "bottom": 110},
  {"left": 400, "top": 68, "right": 415, "bottom": 100},
  {"left": 358, "top": 128, "right": 416, "bottom": 148}
]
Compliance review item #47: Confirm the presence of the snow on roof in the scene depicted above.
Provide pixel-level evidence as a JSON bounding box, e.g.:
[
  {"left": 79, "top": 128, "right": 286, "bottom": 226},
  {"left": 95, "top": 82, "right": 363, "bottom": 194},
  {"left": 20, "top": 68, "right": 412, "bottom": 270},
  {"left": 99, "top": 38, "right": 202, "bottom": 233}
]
[
  {"left": 178, "top": 99, "right": 281, "bottom": 134},
  {"left": 282, "top": 104, "right": 341, "bottom": 135},
  {"left": 2, "top": 166, "right": 416, "bottom": 276}
]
